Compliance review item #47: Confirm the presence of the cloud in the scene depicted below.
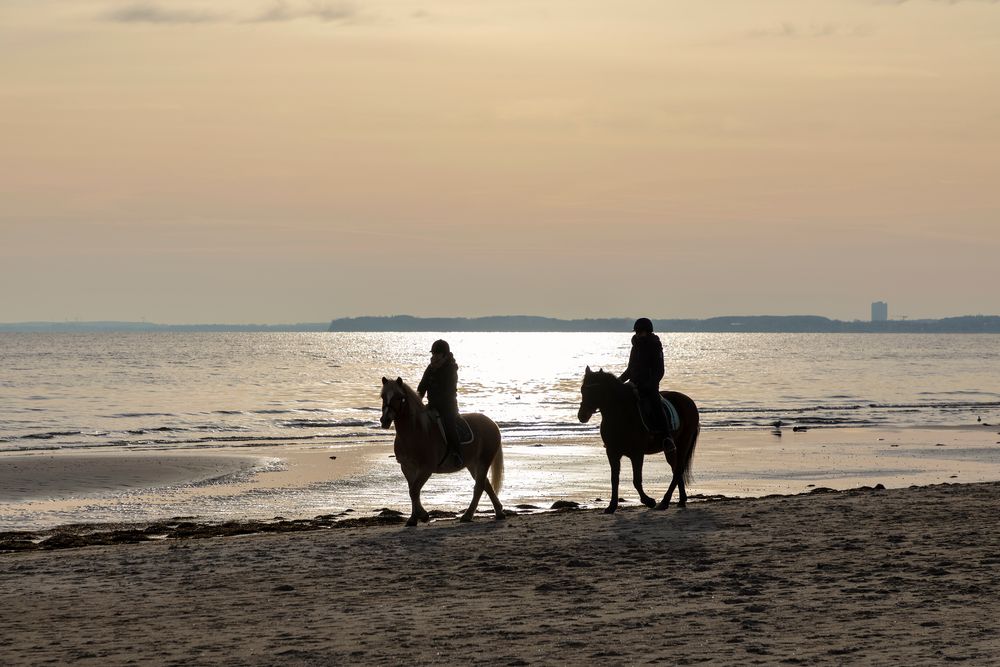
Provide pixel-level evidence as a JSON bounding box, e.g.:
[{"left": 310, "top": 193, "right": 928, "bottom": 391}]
[
  {"left": 105, "top": 3, "right": 222, "bottom": 24},
  {"left": 748, "top": 22, "right": 869, "bottom": 39},
  {"left": 103, "top": 1, "right": 359, "bottom": 25},
  {"left": 251, "top": 1, "right": 358, "bottom": 23}
]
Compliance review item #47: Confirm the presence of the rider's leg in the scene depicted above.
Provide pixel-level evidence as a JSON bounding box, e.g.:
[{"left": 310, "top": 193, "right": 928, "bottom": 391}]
[
  {"left": 441, "top": 412, "right": 463, "bottom": 465},
  {"left": 643, "top": 386, "right": 675, "bottom": 455}
]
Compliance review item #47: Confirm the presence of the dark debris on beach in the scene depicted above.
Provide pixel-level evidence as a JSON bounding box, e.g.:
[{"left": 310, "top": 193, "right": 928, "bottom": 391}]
[{"left": 0, "top": 484, "right": 899, "bottom": 555}]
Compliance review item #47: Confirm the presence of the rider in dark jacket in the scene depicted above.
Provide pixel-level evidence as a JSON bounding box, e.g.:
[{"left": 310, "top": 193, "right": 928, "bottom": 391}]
[
  {"left": 619, "top": 318, "right": 674, "bottom": 451},
  {"left": 417, "top": 339, "right": 461, "bottom": 462}
]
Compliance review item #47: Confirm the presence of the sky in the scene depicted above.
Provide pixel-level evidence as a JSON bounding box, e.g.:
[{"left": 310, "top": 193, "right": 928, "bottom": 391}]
[{"left": 2, "top": 0, "right": 998, "bottom": 323}]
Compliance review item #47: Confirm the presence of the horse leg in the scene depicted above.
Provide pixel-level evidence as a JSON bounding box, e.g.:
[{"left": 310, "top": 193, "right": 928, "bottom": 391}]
[
  {"left": 482, "top": 478, "right": 505, "bottom": 521},
  {"left": 460, "top": 465, "right": 488, "bottom": 523},
  {"left": 656, "top": 449, "right": 679, "bottom": 510},
  {"left": 630, "top": 454, "right": 656, "bottom": 508},
  {"left": 604, "top": 453, "right": 621, "bottom": 514},
  {"left": 406, "top": 469, "right": 432, "bottom": 527},
  {"left": 677, "top": 477, "right": 687, "bottom": 508}
]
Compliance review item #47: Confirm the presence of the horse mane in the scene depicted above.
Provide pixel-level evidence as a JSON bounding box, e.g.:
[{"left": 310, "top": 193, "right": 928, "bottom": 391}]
[
  {"left": 395, "top": 379, "right": 432, "bottom": 434},
  {"left": 590, "top": 369, "right": 627, "bottom": 392},
  {"left": 398, "top": 380, "right": 425, "bottom": 412}
]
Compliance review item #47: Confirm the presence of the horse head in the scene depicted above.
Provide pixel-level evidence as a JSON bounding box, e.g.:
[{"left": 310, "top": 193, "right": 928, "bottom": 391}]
[
  {"left": 380, "top": 376, "right": 407, "bottom": 428},
  {"left": 578, "top": 365, "right": 611, "bottom": 423}
]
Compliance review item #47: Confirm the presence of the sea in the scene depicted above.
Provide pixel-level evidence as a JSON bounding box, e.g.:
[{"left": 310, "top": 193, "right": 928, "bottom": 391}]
[{"left": 2, "top": 332, "right": 1000, "bottom": 527}]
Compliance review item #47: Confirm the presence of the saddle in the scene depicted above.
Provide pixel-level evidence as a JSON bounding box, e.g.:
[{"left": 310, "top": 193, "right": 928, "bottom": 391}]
[
  {"left": 426, "top": 409, "right": 474, "bottom": 445},
  {"left": 629, "top": 386, "right": 681, "bottom": 433}
]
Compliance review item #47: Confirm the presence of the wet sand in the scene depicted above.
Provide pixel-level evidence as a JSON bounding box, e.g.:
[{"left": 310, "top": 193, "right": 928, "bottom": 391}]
[
  {"left": 0, "top": 452, "right": 263, "bottom": 503},
  {"left": 2, "top": 481, "right": 1000, "bottom": 665},
  {"left": 0, "top": 444, "right": 379, "bottom": 529},
  {"left": 4, "top": 426, "right": 1000, "bottom": 530}
]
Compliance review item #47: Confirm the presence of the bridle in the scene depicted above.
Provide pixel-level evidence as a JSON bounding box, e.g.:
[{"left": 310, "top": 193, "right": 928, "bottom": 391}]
[
  {"left": 580, "top": 382, "right": 603, "bottom": 415},
  {"left": 382, "top": 392, "right": 407, "bottom": 423}
]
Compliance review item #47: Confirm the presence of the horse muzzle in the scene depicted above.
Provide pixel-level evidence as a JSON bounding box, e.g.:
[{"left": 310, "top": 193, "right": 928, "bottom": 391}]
[{"left": 578, "top": 406, "right": 594, "bottom": 423}]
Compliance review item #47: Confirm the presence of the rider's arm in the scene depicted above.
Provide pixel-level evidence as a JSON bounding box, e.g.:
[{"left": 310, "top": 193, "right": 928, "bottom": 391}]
[{"left": 417, "top": 366, "right": 431, "bottom": 398}]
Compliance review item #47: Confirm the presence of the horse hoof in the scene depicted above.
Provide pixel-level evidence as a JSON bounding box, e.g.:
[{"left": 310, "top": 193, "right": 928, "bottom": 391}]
[
  {"left": 494, "top": 511, "right": 506, "bottom": 521},
  {"left": 459, "top": 514, "right": 473, "bottom": 523},
  {"left": 603, "top": 506, "right": 617, "bottom": 515},
  {"left": 641, "top": 497, "right": 656, "bottom": 508},
  {"left": 419, "top": 513, "right": 430, "bottom": 523},
  {"left": 405, "top": 519, "right": 418, "bottom": 527},
  {"left": 654, "top": 502, "right": 669, "bottom": 511},
  {"left": 678, "top": 501, "right": 687, "bottom": 509}
]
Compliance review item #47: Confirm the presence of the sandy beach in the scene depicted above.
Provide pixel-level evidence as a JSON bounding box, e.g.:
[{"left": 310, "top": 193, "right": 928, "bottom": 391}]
[{"left": 2, "top": 480, "right": 1000, "bottom": 665}]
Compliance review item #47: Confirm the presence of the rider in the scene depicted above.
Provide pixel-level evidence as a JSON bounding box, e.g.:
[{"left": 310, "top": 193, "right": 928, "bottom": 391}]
[
  {"left": 618, "top": 317, "right": 675, "bottom": 453},
  {"left": 417, "top": 339, "right": 462, "bottom": 464}
]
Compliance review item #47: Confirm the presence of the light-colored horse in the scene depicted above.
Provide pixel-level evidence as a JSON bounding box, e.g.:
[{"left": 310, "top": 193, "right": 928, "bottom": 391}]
[{"left": 379, "top": 376, "right": 505, "bottom": 526}]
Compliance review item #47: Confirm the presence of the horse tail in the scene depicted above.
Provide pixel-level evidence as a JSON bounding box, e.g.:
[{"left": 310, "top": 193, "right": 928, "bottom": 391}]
[
  {"left": 669, "top": 391, "right": 699, "bottom": 485},
  {"left": 489, "top": 438, "right": 504, "bottom": 494},
  {"left": 681, "top": 424, "right": 699, "bottom": 485}
]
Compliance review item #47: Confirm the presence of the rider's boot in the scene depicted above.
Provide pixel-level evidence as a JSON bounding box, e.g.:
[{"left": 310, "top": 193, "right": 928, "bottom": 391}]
[
  {"left": 663, "top": 434, "right": 677, "bottom": 456},
  {"left": 449, "top": 436, "right": 464, "bottom": 467}
]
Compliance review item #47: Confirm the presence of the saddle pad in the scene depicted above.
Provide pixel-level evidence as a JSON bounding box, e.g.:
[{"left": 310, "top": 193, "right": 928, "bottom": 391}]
[
  {"left": 429, "top": 410, "right": 475, "bottom": 445},
  {"left": 662, "top": 397, "right": 680, "bottom": 433},
  {"left": 456, "top": 417, "right": 474, "bottom": 445},
  {"left": 636, "top": 394, "right": 681, "bottom": 433}
]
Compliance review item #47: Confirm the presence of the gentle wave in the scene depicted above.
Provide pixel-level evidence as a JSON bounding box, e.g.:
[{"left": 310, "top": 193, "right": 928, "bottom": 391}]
[
  {"left": 281, "top": 419, "right": 374, "bottom": 429},
  {"left": 21, "top": 430, "right": 82, "bottom": 440}
]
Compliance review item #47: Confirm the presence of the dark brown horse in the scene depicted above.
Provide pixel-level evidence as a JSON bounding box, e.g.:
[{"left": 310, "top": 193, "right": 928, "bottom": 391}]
[
  {"left": 578, "top": 367, "right": 699, "bottom": 513},
  {"left": 380, "top": 376, "right": 505, "bottom": 526}
]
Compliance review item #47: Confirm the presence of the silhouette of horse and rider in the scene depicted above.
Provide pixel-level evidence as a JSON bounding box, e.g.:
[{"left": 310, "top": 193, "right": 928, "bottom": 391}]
[{"left": 378, "top": 318, "right": 700, "bottom": 525}]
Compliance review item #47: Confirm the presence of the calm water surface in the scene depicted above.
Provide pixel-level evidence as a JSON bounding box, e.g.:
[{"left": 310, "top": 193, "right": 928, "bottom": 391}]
[
  {"left": 2, "top": 332, "right": 999, "bottom": 453},
  {"left": 3, "top": 332, "right": 1000, "bottom": 528}
]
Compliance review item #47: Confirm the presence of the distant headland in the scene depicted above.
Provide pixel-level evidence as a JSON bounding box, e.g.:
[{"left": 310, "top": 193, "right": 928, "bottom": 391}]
[
  {"left": 2, "top": 315, "right": 999, "bottom": 333},
  {"left": 327, "top": 315, "right": 1000, "bottom": 333}
]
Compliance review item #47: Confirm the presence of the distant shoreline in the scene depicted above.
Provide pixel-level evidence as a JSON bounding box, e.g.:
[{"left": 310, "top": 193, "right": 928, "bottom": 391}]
[{"left": 3, "top": 314, "right": 999, "bottom": 333}]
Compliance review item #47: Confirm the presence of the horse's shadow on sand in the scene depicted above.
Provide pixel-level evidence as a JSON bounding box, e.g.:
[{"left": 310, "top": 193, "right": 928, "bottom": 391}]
[
  {"left": 350, "top": 512, "right": 512, "bottom": 551},
  {"left": 609, "top": 505, "right": 720, "bottom": 532},
  {"left": 351, "top": 504, "right": 722, "bottom": 558},
  {"left": 592, "top": 505, "right": 721, "bottom": 567}
]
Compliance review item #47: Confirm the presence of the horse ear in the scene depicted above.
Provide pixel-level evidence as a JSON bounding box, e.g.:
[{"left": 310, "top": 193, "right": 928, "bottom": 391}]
[
  {"left": 599, "top": 368, "right": 604, "bottom": 373},
  {"left": 585, "top": 365, "right": 591, "bottom": 374},
  {"left": 382, "top": 376, "right": 389, "bottom": 385},
  {"left": 395, "top": 377, "right": 403, "bottom": 386}
]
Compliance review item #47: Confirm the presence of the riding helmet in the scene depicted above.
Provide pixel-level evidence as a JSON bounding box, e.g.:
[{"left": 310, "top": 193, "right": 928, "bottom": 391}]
[
  {"left": 632, "top": 317, "right": 654, "bottom": 333},
  {"left": 430, "top": 339, "right": 450, "bottom": 354}
]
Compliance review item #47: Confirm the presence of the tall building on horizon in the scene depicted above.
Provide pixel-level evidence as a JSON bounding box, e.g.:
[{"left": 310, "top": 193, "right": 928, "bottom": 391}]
[{"left": 871, "top": 301, "right": 888, "bottom": 322}]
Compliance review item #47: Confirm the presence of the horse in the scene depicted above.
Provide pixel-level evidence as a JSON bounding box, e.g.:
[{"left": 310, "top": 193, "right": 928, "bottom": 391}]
[
  {"left": 379, "top": 376, "right": 505, "bottom": 526},
  {"left": 577, "top": 366, "right": 700, "bottom": 514}
]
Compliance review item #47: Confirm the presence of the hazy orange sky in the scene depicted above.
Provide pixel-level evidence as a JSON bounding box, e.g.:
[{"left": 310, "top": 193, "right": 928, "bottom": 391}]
[{"left": 2, "top": 0, "right": 998, "bottom": 323}]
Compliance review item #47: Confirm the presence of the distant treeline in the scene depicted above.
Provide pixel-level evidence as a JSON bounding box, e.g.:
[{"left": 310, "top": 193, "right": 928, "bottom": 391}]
[
  {"left": 0, "top": 322, "right": 330, "bottom": 333},
  {"left": 3, "top": 315, "right": 1000, "bottom": 333},
  {"left": 328, "top": 315, "right": 1000, "bottom": 333}
]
